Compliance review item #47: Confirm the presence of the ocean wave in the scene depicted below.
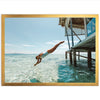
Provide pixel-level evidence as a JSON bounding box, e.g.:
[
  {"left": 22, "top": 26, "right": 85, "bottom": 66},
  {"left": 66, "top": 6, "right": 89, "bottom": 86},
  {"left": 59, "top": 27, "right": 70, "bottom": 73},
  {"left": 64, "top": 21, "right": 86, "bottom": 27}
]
[{"left": 5, "top": 54, "right": 95, "bottom": 83}]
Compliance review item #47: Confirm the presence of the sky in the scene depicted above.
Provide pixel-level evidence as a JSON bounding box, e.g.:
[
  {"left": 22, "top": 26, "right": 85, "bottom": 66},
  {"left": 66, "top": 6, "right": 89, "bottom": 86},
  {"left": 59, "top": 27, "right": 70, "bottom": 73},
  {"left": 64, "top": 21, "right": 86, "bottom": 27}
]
[{"left": 5, "top": 18, "right": 82, "bottom": 54}]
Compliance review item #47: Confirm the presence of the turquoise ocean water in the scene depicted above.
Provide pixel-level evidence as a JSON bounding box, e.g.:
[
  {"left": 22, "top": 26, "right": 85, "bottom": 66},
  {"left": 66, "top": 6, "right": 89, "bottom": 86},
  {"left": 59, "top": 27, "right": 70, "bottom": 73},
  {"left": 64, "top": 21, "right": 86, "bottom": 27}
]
[{"left": 5, "top": 53, "right": 95, "bottom": 83}]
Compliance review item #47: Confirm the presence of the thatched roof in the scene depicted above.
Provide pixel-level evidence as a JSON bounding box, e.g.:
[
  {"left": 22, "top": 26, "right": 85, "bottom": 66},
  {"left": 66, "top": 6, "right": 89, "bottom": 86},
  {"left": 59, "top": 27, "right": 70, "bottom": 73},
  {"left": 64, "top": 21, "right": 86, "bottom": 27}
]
[
  {"left": 59, "top": 18, "right": 93, "bottom": 29},
  {"left": 59, "top": 18, "right": 91, "bottom": 29}
]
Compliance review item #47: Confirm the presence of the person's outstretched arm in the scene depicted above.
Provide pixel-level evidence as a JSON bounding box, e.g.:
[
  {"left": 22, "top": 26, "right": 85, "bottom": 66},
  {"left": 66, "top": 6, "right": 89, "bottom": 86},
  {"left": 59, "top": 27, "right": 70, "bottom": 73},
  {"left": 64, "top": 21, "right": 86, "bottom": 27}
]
[{"left": 34, "top": 58, "right": 42, "bottom": 66}]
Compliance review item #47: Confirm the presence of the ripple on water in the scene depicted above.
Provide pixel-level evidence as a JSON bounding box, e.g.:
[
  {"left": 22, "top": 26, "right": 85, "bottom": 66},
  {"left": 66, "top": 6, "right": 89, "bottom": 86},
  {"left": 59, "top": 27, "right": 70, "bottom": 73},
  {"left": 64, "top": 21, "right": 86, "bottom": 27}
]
[{"left": 5, "top": 54, "right": 95, "bottom": 83}]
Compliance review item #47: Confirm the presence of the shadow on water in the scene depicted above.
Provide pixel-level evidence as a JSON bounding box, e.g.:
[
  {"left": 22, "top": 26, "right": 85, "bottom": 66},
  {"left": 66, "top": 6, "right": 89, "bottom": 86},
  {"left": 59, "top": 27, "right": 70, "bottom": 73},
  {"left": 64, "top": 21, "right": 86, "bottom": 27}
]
[
  {"left": 30, "top": 78, "right": 40, "bottom": 83},
  {"left": 57, "top": 60, "right": 95, "bottom": 83}
]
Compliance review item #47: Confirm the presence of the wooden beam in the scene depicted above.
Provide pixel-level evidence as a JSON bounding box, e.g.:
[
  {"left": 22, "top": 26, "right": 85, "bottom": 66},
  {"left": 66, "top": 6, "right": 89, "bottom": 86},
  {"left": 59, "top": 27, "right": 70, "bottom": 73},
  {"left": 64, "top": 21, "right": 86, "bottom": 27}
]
[
  {"left": 76, "top": 54, "right": 95, "bottom": 61},
  {"left": 65, "top": 25, "right": 71, "bottom": 49},
  {"left": 84, "top": 18, "right": 87, "bottom": 38},
  {"left": 70, "top": 18, "right": 74, "bottom": 47},
  {"left": 72, "top": 29, "right": 81, "bottom": 41},
  {"left": 68, "top": 24, "right": 84, "bottom": 29},
  {"left": 67, "top": 34, "right": 85, "bottom": 36},
  {"left": 72, "top": 47, "right": 95, "bottom": 51}
]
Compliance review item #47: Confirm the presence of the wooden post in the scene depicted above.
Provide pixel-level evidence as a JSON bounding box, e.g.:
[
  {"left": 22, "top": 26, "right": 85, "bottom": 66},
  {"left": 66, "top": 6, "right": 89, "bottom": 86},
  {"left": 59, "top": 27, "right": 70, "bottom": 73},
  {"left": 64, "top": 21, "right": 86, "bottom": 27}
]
[
  {"left": 73, "top": 50, "right": 76, "bottom": 66},
  {"left": 70, "top": 18, "right": 74, "bottom": 47},
  {"left": 78, "top": 52, "right": 80, "bottom": 61},
  {"left": 65, "top": 27, "right": 70, "bottom": 49},
  {"left": 65, "top": 51, "right": 67, "bottom": 59},
  {"left": 84, "top": 18, "right": 87, "bottom": 38},
  {"left": 65, "top": 18, "right": 70, "bottom": 49},
  {"left": 88, "top": 50, "right": 92, "bottom": 69},
  {"left": 69, "top": 51, "right": 72, "bottom": 64}
]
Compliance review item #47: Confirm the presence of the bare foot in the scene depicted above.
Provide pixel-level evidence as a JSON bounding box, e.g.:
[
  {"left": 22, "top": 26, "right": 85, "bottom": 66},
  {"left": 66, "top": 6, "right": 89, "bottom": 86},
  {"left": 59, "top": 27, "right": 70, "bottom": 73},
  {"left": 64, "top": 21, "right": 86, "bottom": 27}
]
[{"left": 60, "top": 41, "right": 65, "bottom": 44}]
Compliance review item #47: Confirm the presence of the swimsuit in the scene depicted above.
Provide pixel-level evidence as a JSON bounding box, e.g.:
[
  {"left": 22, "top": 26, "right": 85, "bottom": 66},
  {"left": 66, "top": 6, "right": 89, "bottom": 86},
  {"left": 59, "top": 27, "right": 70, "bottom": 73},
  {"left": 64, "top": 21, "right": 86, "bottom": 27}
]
[{"left": 41, "top": 51, "right": 49, "bottom": 58}]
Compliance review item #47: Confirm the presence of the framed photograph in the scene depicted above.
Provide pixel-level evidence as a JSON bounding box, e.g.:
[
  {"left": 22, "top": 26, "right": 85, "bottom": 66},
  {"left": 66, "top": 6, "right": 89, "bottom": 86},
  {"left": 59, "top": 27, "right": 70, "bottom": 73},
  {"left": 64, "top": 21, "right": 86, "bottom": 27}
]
[{"left": 1, "top": 14, "right": 99, "bottom": 86}]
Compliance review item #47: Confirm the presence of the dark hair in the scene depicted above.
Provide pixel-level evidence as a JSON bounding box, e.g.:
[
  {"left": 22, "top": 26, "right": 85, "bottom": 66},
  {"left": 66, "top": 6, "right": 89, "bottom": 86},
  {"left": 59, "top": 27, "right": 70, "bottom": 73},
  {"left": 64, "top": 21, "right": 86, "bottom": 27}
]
[{"left": 36, "top": 56, "right": 38, "bottom": 59}]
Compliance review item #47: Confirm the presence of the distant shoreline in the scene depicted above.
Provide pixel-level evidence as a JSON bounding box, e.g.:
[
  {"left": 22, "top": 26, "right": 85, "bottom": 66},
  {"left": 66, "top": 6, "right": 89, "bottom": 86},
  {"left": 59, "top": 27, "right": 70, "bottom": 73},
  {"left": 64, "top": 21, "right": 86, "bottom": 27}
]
[
  {"left": 5, "top": 53, "right": 64, "bottom": 55},
  {"left": 5, "top": 53, "right": 35, "bottom": 55}
]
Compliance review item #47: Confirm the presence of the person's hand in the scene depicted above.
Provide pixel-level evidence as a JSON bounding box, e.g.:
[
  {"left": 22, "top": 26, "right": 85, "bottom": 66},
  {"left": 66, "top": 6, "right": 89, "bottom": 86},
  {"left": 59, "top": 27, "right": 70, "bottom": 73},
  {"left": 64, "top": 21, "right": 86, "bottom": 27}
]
[{"left": 34, "top": 64, "right": 36, "bottom": 66}]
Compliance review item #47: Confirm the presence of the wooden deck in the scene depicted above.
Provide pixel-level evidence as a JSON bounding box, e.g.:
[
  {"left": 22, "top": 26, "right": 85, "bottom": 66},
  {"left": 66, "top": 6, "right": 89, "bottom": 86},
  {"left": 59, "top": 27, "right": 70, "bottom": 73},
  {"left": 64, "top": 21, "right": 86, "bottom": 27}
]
[
  {"left": 65, "top": 32, "right": 95, "bottom": 69},
  {"left": 72, "top": 32, "right": 95, "bottom": 52},
  {"left": 59, "top": 17, "right": 96, "bottom": 70}
]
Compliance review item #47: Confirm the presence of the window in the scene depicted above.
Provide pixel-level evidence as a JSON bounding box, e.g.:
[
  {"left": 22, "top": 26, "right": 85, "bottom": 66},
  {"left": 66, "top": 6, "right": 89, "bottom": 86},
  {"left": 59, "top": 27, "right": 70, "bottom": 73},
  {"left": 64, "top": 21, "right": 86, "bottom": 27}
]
[{"left": 87, "top": 18, "right": 95, "bottom": 36}]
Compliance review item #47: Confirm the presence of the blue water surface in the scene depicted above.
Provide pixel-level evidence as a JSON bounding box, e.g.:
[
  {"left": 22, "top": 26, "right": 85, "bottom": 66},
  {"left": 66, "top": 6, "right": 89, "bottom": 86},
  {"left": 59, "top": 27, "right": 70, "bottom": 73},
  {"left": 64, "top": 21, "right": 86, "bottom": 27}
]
[{"left": 5, "top": 54, "right": 95, "bottom": 83}]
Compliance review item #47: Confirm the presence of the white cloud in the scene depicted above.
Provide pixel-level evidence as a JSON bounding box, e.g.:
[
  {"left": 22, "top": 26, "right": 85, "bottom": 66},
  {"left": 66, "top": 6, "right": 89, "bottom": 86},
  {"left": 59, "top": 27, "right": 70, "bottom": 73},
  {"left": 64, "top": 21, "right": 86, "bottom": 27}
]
[
  {"left": 59, "top": 44, "right": 69, "bottom": 49},
  {"left": 23, "top": 44, "right": 35, "bottom": 47},
  {"left": 46, "top": 40, "right": 79, "bottom": 45},
  {"left": 46, "top": 40, "right": 61, "bottom": 45},
  {"left": 5, "top": 43, "right": 14, "bottom": 46},
  {"left": 45, "top": 40, "right": 79, "bottom": 53},
  {"left": 69, "top": 40, "right": 79, "bottom": 43},
  {"left": 5, "top": 43, "right": 35, "bottom": 48}
]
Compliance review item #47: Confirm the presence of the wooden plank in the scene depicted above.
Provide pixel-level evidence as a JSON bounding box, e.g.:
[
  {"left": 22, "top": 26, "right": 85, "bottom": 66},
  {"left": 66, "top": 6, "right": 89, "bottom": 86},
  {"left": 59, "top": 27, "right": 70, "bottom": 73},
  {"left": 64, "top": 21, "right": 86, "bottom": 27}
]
[
  {"left": 72, "top": 33, "right": 95, "bottom": 50},
  {"left": 76, "top": 54, "right": 95, "bottom": 61},
  {"left": 73, "top": 47, "right": 95, "bottom": 51},
  {"left": 84, "top": 18, "right": 87, "bottom": 38},
  {"left": 67, "top": 34, "right": 85, "bottom": 36},
  {"left": 68, "top": 24, "right": 84, "bottom": 29}
]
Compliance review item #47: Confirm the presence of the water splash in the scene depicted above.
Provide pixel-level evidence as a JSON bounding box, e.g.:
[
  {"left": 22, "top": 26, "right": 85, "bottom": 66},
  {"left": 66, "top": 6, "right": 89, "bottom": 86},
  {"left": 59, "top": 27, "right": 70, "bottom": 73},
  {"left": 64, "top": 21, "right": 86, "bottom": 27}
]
[{"left": 5, "top": 54, "right": 95, "bottom": 83}]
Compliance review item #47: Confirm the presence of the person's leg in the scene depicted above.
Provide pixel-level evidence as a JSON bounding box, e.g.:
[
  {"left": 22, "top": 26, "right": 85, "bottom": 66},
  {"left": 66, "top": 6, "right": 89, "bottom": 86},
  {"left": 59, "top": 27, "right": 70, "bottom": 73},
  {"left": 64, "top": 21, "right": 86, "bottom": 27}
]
[{"left": 47, "top": 41, "right": 64, "bottom": 53}]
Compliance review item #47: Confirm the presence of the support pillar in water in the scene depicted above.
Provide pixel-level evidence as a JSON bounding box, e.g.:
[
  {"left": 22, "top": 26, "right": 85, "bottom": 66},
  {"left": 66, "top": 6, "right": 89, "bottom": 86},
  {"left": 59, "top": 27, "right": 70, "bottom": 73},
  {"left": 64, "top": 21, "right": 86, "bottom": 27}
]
[
  {"left": 73, "top": 49, "right": 76, "bottom": 66},
  {"left": 78, "top": 52, "right": 80, "bottom": 61},
  {"left": 65, "top": 51, "right": 67, "bottom": 59},
  {"left": 69, "top": 51, "right": 72, "bottom": 64},
  {"left": 88, "top": 50, "right": 92, "bottom": 69}
]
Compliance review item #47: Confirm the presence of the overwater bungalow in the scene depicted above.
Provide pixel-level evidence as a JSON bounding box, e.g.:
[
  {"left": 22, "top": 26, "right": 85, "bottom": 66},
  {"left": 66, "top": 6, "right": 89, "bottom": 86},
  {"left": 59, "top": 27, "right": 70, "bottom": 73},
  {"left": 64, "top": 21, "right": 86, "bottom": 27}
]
[{"left": 59, "top": 18, "right": 95, "bottom": 69}]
